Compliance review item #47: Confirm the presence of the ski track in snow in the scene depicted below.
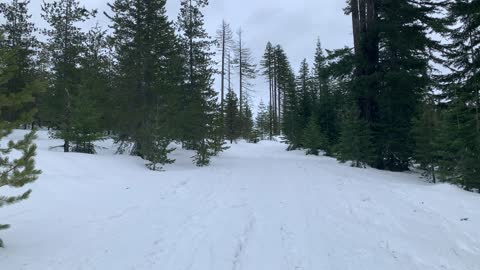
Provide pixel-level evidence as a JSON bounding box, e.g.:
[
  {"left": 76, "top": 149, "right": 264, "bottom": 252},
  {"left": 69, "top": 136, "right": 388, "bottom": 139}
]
[{"left": 1, "top": 130, "right": 480, "bottom": 270}]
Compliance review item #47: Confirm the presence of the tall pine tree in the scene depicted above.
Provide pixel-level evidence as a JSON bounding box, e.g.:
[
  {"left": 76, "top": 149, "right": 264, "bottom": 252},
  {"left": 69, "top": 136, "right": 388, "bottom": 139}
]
[
  {"left": 41, "top": 0, "right": 95, "bottom": 152},
  {"left": 224, "top": 90, "right": 240, "bottom": 143},
  {"left": 107, "top": 0, "right": 183, "bottom": 167},
  {"left": 260, "top": 42, "right": 275, "bottom": 138},
  {"left": 178, "top": 0, "right": 225, "bottom": 166}
]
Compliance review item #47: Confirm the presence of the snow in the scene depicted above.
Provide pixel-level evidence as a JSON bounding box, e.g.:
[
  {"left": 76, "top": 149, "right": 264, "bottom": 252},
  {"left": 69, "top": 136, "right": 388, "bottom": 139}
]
[{"left": 1, "top": 130, "right": 479, "bottom": 270}]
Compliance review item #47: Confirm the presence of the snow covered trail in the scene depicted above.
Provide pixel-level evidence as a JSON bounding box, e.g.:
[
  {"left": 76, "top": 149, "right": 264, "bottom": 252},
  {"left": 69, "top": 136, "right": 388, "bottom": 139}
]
[{"left": 1, "top": 130, "right": 479, "bottom": 270}]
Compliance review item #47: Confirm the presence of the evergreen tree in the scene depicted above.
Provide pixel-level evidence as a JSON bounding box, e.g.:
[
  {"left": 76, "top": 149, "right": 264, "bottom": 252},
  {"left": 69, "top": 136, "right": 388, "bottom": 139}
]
[
  {"left": 441, "top": 0, "right": 480, "bottom": 190},
  {"left": 255, "top": 100, "right": 270, "bottom": 140},
  {"left": 0, "top": 0, "right": 42, "bottom": 125},
  {"left": 178, "top": 0, "right": 225, "bottom": 166},
  {"left": 412, "top": 98, "right": 441, "bottom": 183},
  {"left": 303, "top": 116, "right": 327, "bottom": 156},
  {"left": 107, "top": 0, "right": 182, "bottom": 167},
  {"left": 0, "top": 40, "right": 41, "bottom": 248},
  {"left": 70, "top": 25, "right": 108, "bottom": 153},
  {"left": 224, "top": 90, "right": 240, "bottom": 143},
  {"left": 35, "top": 43, "right": 52, "bottom": 128},
  {"left": 143, "top": 102, "right": 175, "bottom": 171},
  {"left": 41, "top": 0, "right": 96, "bottom": 152},
  {"left": 241, "top": 102, "right": 254, "bottom": 141},
  {"left": 347, "top": 0, "right": 446, "bottom": 171},
  {"left": 296, "top": 59, "right": 313, "bottom": 144},
  {"left": 260, "top": 42, "right": 275, "bottom": 138},
  {"left": 275, "top": 46, "right": 300, "bottom": 149},
  {"left": 312, "top": 40, "right": 328, "bottom": 104},
  {"left": 337, "top": 104, "right": 374, "bottom": 168},
  {"left": 314, "top": 42, "right": 340, "bottom": 152}
]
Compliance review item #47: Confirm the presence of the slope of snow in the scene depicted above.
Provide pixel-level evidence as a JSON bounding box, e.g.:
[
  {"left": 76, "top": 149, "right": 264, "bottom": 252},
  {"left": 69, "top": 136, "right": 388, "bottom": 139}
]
[{"left": 1, "top": 130, "right": 479, "bottom": 270}]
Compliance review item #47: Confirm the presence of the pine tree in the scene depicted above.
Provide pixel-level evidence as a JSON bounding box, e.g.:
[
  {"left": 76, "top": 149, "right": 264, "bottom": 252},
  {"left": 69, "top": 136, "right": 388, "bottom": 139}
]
[
  {"left": 69, "top": 25, "right": 108, "bottom": 153},
  {"left": 107, "top": 0, "right": 182, "bottom": 168},
  {"left": 337, "top": 104, "right": 374, "bottom": 168},
  {"left": 260, "top": 42, "right": 275, "bottom": 138},
  {"left": 296, "top": 59, "right": 313, "bottom": 144},
  {"left": 0, "top": 0, "right": 43, "bottom": 126},
  {"left": 143, "top": 102, "right": 175, "bottom": 171},
  {"left": 275, "top": 46, "right": 299, "bottom": 148},
  {"left": 313, "top": 40, "right": 328, "bottom": 104},
  {"left": 0, "top": 41, "right": 41, "bottom": 248},
  {"left": 322, "top": 48, "right": 356, "bottom": 156},
  {"left": 313, "top": 41, "right": 340, "bottom": 153},
  {"left": 41, "top": 0, "right": 96, "bottom": 152},
  {"left": 178, "top": 0, "right": 225, "bottom": 166},
  {"left": 241, "top": 102, "right": 254, "bottom": 141},
  {"left": 255, "top": 100, "right": 270, "bottom": 140},
  {"left": 303, "top": 116, "right": 327, "bottom": 156},
  {"left": 224, "top": 90, "right": 240, "bottom": 143},
  {"left": 35, "top": 43, "right": 52, "bottom": 128},
  {"left": 412, "top": 98, "right": 441, "bottom": 183}
]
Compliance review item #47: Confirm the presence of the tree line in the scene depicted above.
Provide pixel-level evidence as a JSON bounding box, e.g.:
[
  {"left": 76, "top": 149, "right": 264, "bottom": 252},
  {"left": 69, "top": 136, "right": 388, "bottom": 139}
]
[
  {"left": 1, "top": 0, "right": 230, "bottom": 169},
  {"left": 270, "top": 0, "right": 480, "bottom": 192}
]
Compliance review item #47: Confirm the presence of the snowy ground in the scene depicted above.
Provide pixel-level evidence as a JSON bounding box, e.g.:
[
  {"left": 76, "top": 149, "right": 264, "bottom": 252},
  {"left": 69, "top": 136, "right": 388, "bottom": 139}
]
[{"left": 1, "top": 130, "right": 479, "bottom": 270}]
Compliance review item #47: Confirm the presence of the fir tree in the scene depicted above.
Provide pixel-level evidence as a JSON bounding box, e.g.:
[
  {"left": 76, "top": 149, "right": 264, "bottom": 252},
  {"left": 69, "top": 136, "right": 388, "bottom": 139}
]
[
  {"left": 41, "top": 0, "right": 96, "bottom": 152},
  {"left": 178, "top": 0, "right": 225, "bottom": 166},
  {"left": 260, "top": 42, "right": 275, "bottom": 138},
  {"left": 0, "top": 0, "right": 42, "bottom": 126},
  {"left": 303, "top": 116, "right": 327, "bottom": 156},
  {"left": 296, "top": 59, "right": 313, "bottom": 144},
  {"left": 275, "top": 46, "right": 300, "bottom": 149},
  {"left": 70, "top": 25, "right": 108, "bottom": 153},
  {"left": 0, "top": 41, "right": 41, "bottom": 248},
  {"left": 412, "top": 98, "right": 441, "bottom": 183},
  {"left": 107, "top": 0, "right": 182, "bottom": 168},
  {"left": 224, "top": 90, "right": 240, "bottom": 143},
  {"left": 143, "top": 102, "right": 175, "bottom": 171},
  {"left": 241, "top": 102, "right": 254, "bottom": 141},
  {"left": 314, "top": 42, "right": 340, "bottom": 152},
  {"left": 255, "top": 100, "right": 270, "bottom": 140},
  {"left": 337, "top": 104, "right": 374, "bottom": 168}
]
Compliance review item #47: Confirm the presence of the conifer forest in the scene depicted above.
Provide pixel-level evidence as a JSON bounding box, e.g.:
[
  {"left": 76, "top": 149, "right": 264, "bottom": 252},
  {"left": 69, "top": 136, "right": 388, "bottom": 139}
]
[{"left": 1, "top": 1, "right": 480, "bottom": 269}]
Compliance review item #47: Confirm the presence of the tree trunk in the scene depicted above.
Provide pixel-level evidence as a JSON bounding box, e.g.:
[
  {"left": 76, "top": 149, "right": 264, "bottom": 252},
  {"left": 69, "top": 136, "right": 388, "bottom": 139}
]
[
  {"left": 239, "top": 31, "right": 243, "bottom": 121},
  {"left": 351, "top": 0, "right": 361, "bottom": 60},
  {"left": 220, "top": 22, "right": 226, "bottom": 113},
  {"left": 64, "top": 140, "right": 70, "bottom": 153},
  {"left": 269, "top": 71, "right": 273, "bottom": 139},
  {"left": 278, "top": 81, "right": 281, "bottom": 130},
  {"left": 273, "top": 56, "right": 278, "bottom": 134}
]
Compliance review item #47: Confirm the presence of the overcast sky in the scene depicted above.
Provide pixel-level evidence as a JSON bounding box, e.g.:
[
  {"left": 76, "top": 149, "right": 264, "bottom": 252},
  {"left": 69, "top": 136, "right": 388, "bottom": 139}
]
[{"left": 28, "top": 0, "right": 353, "bottom": 109}]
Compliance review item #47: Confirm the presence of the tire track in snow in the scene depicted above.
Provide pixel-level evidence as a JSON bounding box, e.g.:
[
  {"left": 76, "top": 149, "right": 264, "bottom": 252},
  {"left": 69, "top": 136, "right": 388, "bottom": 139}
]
[
  {"left": 232, "top": 211, "right": 256, "bottom": 270},
  {"left": 280, "top": 224, "right": 306, "bottom": 270}
]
